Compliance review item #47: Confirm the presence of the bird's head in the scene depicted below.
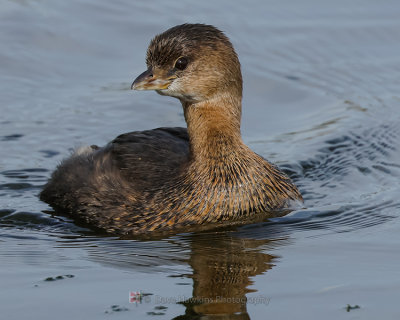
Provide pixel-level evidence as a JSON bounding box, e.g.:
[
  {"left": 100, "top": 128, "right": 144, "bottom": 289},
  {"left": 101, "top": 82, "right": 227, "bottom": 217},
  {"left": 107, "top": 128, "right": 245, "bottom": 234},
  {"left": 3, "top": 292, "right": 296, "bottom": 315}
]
[{"left": 131, "top": 23, "right": 242, "bottom": 104}]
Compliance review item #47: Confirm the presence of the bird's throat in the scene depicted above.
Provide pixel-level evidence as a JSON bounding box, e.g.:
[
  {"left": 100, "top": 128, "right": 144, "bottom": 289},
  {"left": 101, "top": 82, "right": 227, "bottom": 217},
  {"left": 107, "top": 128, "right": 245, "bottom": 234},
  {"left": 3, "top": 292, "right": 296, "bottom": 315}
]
[{"left": 183, "top": 94, "right": 244, "bottom": 161}]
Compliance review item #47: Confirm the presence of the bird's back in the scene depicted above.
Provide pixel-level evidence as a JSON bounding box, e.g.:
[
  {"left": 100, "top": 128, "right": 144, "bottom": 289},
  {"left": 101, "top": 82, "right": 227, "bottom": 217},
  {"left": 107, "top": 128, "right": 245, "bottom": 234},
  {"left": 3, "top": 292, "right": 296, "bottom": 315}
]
[{"left": 40, "top": 127, "right": 190, "bottom": 231}]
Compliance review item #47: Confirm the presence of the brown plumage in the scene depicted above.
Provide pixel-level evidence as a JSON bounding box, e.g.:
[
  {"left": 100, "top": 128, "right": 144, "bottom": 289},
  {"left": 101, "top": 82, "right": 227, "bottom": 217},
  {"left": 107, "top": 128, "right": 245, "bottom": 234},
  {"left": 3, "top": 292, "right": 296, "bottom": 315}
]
[{"left": 40, "top": 23, "right": 303, "bottom": 235}]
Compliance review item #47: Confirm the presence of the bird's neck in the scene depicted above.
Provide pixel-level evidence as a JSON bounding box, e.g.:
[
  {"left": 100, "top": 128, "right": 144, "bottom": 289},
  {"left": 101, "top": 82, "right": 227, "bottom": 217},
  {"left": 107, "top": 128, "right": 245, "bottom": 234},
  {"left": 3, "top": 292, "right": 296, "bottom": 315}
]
[{"left": 183, "top": 93, "right": 245, "bottom": 161}]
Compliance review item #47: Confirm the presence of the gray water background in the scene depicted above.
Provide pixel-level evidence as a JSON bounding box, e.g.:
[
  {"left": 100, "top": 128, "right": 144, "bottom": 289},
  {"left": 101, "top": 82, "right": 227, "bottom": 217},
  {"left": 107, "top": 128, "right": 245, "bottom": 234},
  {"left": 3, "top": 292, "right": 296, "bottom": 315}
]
[{"left": 1, "top": 0, "right": 400, "bottom": 319}]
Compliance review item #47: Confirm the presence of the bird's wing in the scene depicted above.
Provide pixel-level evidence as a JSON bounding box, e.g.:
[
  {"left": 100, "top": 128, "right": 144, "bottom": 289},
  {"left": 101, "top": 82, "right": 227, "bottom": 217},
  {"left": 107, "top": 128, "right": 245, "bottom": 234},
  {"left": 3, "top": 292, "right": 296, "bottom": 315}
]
[{"left": 105, "top": 127, "right": 190, "bottom": 187}]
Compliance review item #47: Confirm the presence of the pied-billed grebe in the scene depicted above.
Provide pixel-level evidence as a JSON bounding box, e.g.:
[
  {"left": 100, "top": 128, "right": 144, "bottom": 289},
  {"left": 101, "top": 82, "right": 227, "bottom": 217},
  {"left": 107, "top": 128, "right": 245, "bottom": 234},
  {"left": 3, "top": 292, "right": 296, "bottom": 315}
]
[{"left": 40, "top": 23, "right": 303, "bottom": 234}]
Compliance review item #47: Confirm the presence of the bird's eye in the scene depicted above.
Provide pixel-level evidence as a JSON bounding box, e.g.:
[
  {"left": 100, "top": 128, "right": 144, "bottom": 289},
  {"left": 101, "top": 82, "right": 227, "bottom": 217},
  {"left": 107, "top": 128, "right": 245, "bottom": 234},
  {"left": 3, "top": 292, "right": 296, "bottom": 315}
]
[{"left": 175, "top": 57, "right": 188, "bottom": 70}]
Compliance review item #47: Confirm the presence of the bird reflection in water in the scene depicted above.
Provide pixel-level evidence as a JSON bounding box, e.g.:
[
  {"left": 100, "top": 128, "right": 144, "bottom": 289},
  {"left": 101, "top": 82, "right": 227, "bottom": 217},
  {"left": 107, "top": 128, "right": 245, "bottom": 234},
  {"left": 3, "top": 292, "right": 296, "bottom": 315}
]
[{"left": 172, "top": 232, "right": 276, "bottom": 320}]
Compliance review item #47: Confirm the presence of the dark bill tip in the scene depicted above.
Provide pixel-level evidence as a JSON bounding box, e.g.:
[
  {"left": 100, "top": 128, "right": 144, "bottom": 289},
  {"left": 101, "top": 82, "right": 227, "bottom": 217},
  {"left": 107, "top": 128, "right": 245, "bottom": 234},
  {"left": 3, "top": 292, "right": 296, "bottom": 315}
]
[{"left": 131, "top": 68, "right": 153, "bottom": 90}]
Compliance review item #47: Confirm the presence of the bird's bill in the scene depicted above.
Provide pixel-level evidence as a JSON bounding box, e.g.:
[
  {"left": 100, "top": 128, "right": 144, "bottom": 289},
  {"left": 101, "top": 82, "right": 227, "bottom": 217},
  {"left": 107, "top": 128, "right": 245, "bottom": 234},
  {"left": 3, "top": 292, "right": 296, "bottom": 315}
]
[{"left": 131, "top": 68, "right": 176, "bottom": 91}]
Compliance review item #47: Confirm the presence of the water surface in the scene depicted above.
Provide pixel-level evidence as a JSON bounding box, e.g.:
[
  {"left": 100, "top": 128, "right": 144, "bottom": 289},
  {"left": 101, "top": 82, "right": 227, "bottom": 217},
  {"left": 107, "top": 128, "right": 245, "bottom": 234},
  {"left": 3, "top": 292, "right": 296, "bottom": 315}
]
[{"left": 1, "top": 0, "right": 400, "bottom": 319}]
